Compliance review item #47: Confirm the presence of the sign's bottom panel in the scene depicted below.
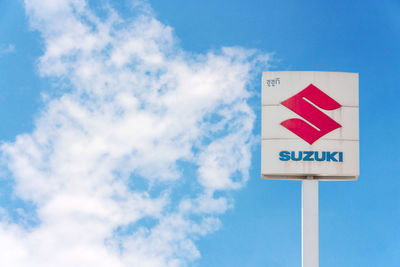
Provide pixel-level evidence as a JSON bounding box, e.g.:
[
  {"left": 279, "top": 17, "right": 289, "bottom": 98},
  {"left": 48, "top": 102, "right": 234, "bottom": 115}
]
[{"left": 261, "top": 139, "right": 359, "bottom": 178}]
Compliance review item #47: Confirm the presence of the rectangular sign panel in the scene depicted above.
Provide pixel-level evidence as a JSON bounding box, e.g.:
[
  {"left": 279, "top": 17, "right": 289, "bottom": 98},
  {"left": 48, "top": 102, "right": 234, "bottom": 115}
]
[{"left": 261, "top": 71, "right": 359, "bottom": 180}]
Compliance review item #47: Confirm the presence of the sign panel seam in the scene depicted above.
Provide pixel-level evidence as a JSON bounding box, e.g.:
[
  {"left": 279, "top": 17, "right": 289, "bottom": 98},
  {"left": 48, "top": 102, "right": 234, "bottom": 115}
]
[
  {"left": 262, "top": 104, "right": 359, "bottom": 108},
  {"left": 261, "top": 138, "right": 359, "bottom": 141}
]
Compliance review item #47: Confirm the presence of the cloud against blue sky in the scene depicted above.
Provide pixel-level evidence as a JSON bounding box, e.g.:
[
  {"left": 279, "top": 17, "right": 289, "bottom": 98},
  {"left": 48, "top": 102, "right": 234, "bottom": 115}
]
[{"left": 0, "top": 0, "right": 269, "bottom": 266}]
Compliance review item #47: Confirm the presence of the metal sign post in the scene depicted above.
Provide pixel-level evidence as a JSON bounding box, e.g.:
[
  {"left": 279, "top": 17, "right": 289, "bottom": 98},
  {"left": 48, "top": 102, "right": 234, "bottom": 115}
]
[{"left": 302, "top": 177, "right": 319, "bottom": 267}]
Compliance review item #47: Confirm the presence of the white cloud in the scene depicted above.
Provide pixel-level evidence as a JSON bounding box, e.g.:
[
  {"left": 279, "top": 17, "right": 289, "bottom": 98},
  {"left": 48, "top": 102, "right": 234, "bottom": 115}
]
[
  {"left": 0, "top": 0, "right": 270, "bottom": 266},
  {"left": 0, "top": 44, "right": 15, "bottom": 55}
]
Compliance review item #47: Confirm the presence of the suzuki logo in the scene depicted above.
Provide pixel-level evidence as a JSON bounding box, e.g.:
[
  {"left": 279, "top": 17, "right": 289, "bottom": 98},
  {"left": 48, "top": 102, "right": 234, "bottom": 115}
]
[{"left": 280, "top": 84, "right": 342, "bottom": 144}]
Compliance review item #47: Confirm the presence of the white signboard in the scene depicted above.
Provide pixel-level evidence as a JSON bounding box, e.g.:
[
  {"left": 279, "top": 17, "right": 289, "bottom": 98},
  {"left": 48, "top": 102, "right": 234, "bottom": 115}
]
[{"left": 261, "top": 71, "right": 359, "bottom": 180}]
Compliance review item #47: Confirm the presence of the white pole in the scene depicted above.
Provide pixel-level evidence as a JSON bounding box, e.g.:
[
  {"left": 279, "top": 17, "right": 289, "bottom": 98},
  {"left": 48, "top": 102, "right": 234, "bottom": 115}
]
[{"left": 302, "top": 177, "right": 319, "bottom": 267}]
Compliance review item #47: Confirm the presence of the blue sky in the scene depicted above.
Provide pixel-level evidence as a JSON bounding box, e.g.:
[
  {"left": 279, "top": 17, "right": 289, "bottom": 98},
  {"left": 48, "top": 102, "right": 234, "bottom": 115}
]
[{"left": 0, "top": 0, "right": 399, "bottom": 266}]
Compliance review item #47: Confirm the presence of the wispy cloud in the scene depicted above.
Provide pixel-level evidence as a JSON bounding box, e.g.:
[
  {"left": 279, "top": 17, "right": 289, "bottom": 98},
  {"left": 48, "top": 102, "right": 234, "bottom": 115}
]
[
  {"left": 0, "top": 0, "right": 270, "bottom": 266},
  {"left": 0, "top": 44, "right": 15, "bottom": 55}
]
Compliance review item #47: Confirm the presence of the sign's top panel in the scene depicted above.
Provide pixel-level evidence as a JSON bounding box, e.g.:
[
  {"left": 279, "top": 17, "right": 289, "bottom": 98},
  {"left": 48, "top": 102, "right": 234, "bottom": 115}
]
[{"left": 262, "top": 71, "right": 358, "bottom": 107}]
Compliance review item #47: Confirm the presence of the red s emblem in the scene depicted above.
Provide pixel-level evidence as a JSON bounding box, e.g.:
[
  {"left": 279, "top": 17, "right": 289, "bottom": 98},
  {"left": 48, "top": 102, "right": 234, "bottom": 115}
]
[{"left": 280, "top": 84, "right": 342, "bottom": 144}]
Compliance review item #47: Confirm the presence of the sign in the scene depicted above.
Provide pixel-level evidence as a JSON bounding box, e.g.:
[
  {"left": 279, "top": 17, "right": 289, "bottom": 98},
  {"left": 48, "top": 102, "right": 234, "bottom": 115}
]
[{"left": 261, "top": 71, "right": 359, "bottom": 180}]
